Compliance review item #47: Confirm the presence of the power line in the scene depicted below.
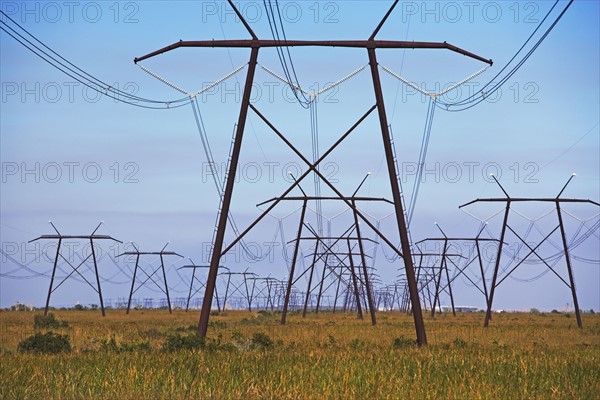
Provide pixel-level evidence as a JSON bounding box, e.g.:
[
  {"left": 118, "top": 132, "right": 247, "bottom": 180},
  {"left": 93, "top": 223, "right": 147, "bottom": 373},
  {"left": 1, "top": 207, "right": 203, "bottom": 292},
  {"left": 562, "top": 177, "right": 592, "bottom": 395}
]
[
  {"left": 0, "top": 10, "right": 190, "bottom": 109},
  {"left": 541, "top": 122, "right": 599, "bottom": 170},
  {"left": 263, "top": 0, "right": 311, "bottom": 108},
  {"left": 407, "top": 97, "right": 436, "bottom": 225},
  {"left": 436, "top": 0, "right": 572, "bottom": 112}
]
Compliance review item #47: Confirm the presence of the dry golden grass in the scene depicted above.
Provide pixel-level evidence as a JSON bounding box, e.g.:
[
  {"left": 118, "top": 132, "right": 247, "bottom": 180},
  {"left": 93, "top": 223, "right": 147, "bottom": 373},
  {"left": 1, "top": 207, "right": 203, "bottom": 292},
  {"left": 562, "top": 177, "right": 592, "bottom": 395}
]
[{"left": 1, "top": 309, "right": 599, "bottom": 399}]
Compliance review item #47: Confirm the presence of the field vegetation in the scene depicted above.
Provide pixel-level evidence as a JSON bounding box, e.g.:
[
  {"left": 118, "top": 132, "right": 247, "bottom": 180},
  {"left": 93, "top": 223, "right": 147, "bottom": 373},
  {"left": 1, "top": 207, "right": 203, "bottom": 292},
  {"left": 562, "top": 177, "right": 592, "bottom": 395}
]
[{"left": 1, "top": 309, "right": 598, "bottom": 399}]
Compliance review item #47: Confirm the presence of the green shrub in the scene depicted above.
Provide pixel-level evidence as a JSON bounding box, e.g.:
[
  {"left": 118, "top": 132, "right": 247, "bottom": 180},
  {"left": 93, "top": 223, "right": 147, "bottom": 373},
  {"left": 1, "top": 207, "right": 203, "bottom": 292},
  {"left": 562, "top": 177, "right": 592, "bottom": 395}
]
[
  {"left": 162, "top": 333, "right": 205, "bottom": 352},
  {"left": 142, "top": 328, "right": 163, "bottom": 339},
  {"left": 174, "top": 324, "right": 197, "bottom": 332},
  {"left": 18, "top": 332, "right": 71, "bottom": 354},
  {"left": 33, "top": 313, "right": 69, "bottom": 329},
  {"left": 209, "top": 320, "right": 227, "bottom": 329},
  {"left": 100, "top": 337, "right": 151, "bottom": 353},
  {"left": 218, "top": 342, "right": 237, "bottom": 352},
  {"left": 251, "top": 332, "right": 273, "bottom": 349},
  {"left": 231, "top": 331, "right": 245, "bottom": 342},
  {"left": 453, "top": 338, "right": 467, "bottom": 348},
  {"left": 393, "top": 337, "right": 416, "bottom": 348},
  {"left": 118, "top": 341, "right": 151, "bottom": 352},
  {"left": 326, "top": 334, "right": 337, "bottom": 347},
  {"left": 257, "top": 310, "right": 274, "bottom": 317},
  {"left": 349, "top": 338, "right": 365, "bottom": 350}
]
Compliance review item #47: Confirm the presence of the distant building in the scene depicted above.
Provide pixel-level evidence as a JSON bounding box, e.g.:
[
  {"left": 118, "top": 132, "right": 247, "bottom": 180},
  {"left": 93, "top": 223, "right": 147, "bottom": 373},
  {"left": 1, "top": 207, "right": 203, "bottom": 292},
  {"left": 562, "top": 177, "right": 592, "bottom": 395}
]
[{"left": 438, "top": 305, "right": 481, "bottom": 313}]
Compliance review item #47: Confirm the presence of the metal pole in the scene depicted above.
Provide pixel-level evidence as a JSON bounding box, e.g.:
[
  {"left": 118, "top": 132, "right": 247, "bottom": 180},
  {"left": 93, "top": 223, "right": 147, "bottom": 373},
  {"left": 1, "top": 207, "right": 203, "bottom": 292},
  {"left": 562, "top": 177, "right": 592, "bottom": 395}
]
[
  {"left": 266, "top": 280, "right": 273, "bottom": 311},
  {"left": 89, "top": 239, "right": 105, "bottom": 317},
  {"left": 439, "top": 238, "right": 456, "bottom": 317},
  {"left": 160, "top": 253, "right": 172, "bottom": 314},
  {"left": 368, "top": 47, "right": 427, "bottom": 346},
  {"left": 484, "top": 202, "right": 511, "bottom": 327},
  {"left": 315, "top": 254, "right": 328, "bottom": 314},
  {"left": 443, "top": 255, "right": 456, "bottom": 317},
  {"left": 302, "top": 248, "right": 319, "bottom": 318},
  {"left": 126, "top": 254, "right": 140, "bottom": 314},
  {"left": 243, "top": 275, "right": 251, "bottom": 311},
  {"left": 475, "top": 240, "right": 490, "bottom": 306},
  {"left": 215, "top": 283, "right": 221, "bottom": 312},
  {"left": 423, "top": 279, "right": 432, "bottom": 312},
  {"left": 556, "top": 202, "right": 582, "bottom": 328},
  {"left": 244, "top": 275, "right": 255, "bottom": 311},
  {"left": 353, "top": 200, "right": 377, "bottom": 325},
  {"left": 347, "top": 239, "right": 363, "bottom": 320},
  {"left": 343, "top": 282, "right": 350, "bottom": 312},
  {"left": 223, "top": 274, "right": 231, "bottom": 311},
  {"left": 186, "top": 266, "right": 196, "bottom": 312},
  {"left": 44, "top": 238, "right": 61, "bottom": 316},
  {"left": 431, "top": 257, "right": 444, "bottom": 318},
  {"left": 332, "top": 269, "right": 342, "bottom": 313},
  {"left": 198, "top": 47, "right": 259, "bottom": 336},
  {"left": 281, "top": 199, "right": 308, "bottom": 324}
]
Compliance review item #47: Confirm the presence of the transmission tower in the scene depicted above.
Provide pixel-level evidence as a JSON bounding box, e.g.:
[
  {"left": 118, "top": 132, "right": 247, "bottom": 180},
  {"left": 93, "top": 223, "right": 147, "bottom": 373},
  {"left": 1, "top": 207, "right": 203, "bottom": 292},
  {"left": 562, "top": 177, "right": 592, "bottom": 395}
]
[
  {"left": 415, "top": 224, "right": 502, "bottom": 317},
  {"left": 117, "top": 242, "right": 183, "bottom": 314},
  {"left": 178, "top": 260, "right": 227, "bottom": 312},
  {"left": 461, "top": 174, "right": 599, "bottom": 328},
  {"left": 29, "top": 221, "right": 121, "bottom": 316},
  {"left": 134, "top": 0, "right": 492, "bottom": 346}
]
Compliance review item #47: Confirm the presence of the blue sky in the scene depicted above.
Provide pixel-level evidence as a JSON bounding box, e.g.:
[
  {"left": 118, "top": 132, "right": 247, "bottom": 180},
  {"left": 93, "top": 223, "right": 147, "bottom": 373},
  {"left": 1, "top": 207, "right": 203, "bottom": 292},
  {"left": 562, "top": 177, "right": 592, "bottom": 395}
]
[{"left": 1, "top": 0, "right": 598, "bottom": 312}]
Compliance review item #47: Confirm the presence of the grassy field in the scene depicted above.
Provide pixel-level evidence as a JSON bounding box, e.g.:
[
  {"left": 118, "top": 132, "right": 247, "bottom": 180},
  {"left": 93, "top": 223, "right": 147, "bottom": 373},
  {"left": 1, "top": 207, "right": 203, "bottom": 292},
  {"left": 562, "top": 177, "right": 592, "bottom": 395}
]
[{"left": 0, "top": 309, "right": 598, "bottom": 399}]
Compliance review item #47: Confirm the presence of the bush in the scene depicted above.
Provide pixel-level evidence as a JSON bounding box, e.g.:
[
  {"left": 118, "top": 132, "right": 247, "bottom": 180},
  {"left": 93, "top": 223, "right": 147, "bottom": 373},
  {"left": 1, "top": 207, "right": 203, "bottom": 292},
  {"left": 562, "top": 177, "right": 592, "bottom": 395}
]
[
  {"left": 393, "top": 337, "right": 416, "bottom": 348},
  {"left": 209, "top": 320, "right": 227, "bottom": 329},
  {"left": 349, "top": 338, "right": 366, "bottom": 350},
  {"left": 142, "top": 328, "right": 162, "bottom": 339},
  {"left": 257, "top": 311, "right": 273, "bottom": 317},
  {"left": 34, "top": 313, "right": 69, "bottom": 329},
  {"left": 174, "top": 324, "right": 197, "bottom": 332},
  {"left": 231, "top": 331, "right": 245, "bottom": 342},
  {"left": 18, "top": 332, "right": 71, "bottom": 354},
  {"left": 453, "top": 338, "right": 467, "bottom": 348},
  {"left": 162, "top": 333, "right": 205, "bottom": 352},
  {"left": 100, "top": 337, "right": 151, "bottom": 353},
  {"left": 251, "top": 332, "right": 273, "bottom": 349},
  {"left": 325, "top": 334, "right": 337, "bottom": 347}
]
